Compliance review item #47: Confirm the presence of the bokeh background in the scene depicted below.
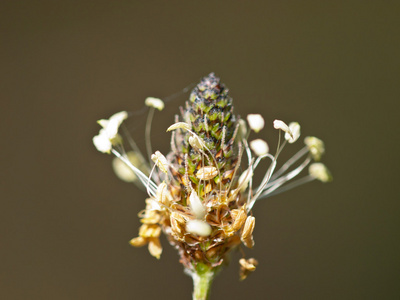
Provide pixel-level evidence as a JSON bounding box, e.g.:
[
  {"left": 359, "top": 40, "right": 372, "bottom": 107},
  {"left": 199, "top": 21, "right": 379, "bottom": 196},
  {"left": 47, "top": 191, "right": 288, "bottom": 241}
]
[{"left": 1, "top": 1, "right": 399, "bottom": 299}]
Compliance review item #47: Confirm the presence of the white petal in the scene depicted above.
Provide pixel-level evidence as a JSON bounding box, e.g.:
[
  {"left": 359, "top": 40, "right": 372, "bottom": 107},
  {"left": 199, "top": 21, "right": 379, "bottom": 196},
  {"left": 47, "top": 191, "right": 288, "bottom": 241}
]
[
  {"left": 249, "top": 139, "right": 269, "bottom": 156},
  {"left": 145, "top": 97, "right": 165, "bottom": 111},
  {"left": 186, "top": 220, "right": 212, "bottom": 237},
  {"left": 247, "top": 114, "right": 265, "bottom": 133},
  {"left": 285, "top": 122, "right": 300, "bottom": 143}
]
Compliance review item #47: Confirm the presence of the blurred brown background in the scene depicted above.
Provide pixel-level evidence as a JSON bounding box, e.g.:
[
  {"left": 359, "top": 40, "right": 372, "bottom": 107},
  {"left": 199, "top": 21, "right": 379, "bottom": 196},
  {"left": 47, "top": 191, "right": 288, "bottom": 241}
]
[{"left": 1, "top": 1, "right": 399, "bottom": 299}]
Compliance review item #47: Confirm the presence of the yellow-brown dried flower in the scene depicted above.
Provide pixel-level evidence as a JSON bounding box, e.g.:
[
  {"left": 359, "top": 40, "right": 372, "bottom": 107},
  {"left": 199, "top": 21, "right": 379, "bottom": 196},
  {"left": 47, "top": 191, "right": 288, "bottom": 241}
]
[{"left": 239, "top": 258, "right": 258, "bottom": 280}]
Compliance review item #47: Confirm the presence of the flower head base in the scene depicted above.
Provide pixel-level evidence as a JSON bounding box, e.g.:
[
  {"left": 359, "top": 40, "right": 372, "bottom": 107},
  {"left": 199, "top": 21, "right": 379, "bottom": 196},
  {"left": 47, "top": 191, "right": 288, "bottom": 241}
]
[{"left": 93, "top": 73, "right": 332, "bottom": 287}]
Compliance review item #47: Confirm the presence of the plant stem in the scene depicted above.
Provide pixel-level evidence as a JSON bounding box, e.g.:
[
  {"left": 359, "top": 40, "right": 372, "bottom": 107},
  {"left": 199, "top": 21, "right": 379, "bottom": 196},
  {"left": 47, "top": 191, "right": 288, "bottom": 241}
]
[{"left": 191, "top": 263, "right": 215, "bottom": 300}]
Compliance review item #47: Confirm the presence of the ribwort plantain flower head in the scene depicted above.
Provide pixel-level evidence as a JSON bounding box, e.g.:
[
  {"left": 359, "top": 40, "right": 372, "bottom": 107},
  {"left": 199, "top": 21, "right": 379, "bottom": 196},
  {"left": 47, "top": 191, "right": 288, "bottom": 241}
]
[{"left": 93, "top": 73, "right": 331, "bottom": 290}]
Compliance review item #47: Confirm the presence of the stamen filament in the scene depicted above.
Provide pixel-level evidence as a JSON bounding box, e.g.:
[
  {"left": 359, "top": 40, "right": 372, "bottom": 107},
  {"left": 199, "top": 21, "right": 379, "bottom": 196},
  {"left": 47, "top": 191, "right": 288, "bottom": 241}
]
[
  {"left": 259, "top": 175, "right": 315, "bottom": 199},
  {"left": 111, "top": 149, "right": 157, "bottom": 196},
  {"left": 145, "top": 107, "right": 156, "bottom": 164},
  {"left": 262, "top": 156, "right": 312, "bottom": 195},
  {"left": 271, "top": 146, "right": 309, "bottom": 180}
]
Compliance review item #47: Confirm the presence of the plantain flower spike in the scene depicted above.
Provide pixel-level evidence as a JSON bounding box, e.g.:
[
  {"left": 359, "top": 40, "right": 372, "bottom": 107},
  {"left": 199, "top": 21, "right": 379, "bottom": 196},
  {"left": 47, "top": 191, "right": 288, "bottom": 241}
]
[{"left": 92, "top": 73, "right": 332, "bottom": 299}]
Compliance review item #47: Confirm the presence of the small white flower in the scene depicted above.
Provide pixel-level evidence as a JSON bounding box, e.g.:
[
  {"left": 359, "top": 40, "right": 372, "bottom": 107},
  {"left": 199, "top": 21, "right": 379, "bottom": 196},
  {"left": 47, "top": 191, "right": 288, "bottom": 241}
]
[
  {"left": 285, "top": 122, "right": 300, "bottom": 143},
  {"left": 145, "top": 97, "right": 165, "bottom": 111},
  {"left": 189, "top": 189, "right": 206, "bottom": 219},
  {"left": 247, "top": 114, "right": 265, "bottom": 133},
  {"left": 186, "top": 220, "right": 212, "bottom": 237},
  {"left": 249, "top": 139, "right": 269, "bottom": 156},
  {"left": 304, "top": 136, "right": 325, "bottom": 161},
  {"left": 188, "top": 135, "right": 206, "bottom": 150},
  {"left": 309, "top": 163, "right": 332, "bottom": 182},
  {"left": 166, "top": 122, "right": 192, "bottom": 132},
  {"left": 151, "top": 151, "right": 169, "bottom": 174}
]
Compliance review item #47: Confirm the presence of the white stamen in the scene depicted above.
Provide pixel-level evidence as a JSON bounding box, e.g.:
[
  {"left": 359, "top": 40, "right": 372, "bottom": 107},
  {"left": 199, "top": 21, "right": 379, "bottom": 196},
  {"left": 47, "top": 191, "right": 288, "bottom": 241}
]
[
  {"left": 166, "top": 122, "right": 191, "bottom": 132},
  {"left": 151, "top": 151, "right": 169, "bottom": 174},
  {"left": 156, "top": 181, "right": 172, "bottom": 206},
  {"left": 238, "top": 119, "right": 248, "bottom": 139},
  {"left": 304, "top": 136, "right": 325, "bottom": 161},
  {"left": 93, "top": 129, "right": 113, "bottom": 153},
  {"left": 93, "top": 111, "right": 128, "bottom": 153},
  {"left": 309, "top": 163, "right": 332, "bottom": 182},
  {"left": 249, "top": 139, "right": 269, "bottom": 156},
  {"left": 285, "top": 122, "right": 300, "bottom": 143},
  {"left": 238, "top": 167, "right": 253, "bottom": 192},
  {"left": 189, "top": 189, "right": 206, "bottom": 219},
  {"left": 112, "top": 151, "right": 141, "bottom": 182},
  {"left": 273, "top": 119, "right": 292, "bottom": 138},
  {"left": 111, "top": 149, "right": 157, "bottom": 197},
  {"left": 99, "top": 111, "right": 128, "bottom": 136},
  {"left": 145, "top": 97, "right": 165, "bottom": 111},
  {"left": 196, "top": 166, "right": 218, "bottom": 180},
  {"left": 247, "top": 114, "right": 265, "bottom": 133},
  {"left": 186, "top": 220, "right": 212, "bottom": 237},
  {"left": 188, "top": 135, "right": 206, "bottom": 150}
]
